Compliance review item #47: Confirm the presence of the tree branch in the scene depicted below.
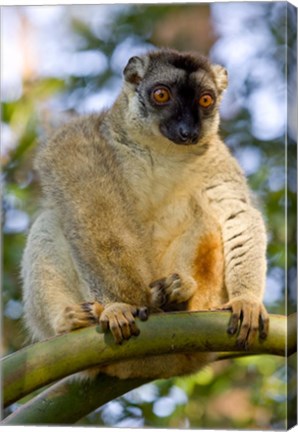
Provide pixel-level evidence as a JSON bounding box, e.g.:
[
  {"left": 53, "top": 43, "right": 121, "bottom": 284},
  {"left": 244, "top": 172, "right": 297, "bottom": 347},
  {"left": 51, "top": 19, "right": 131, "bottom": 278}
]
[
  {"left": 2, "top": 311, "right": 295, "bottom": 414},
  {"left": 4, "top": 347, "right": 296, "bottom": 426},
  {"left": 2, "top": 375, "right": 150, "bottom": 425}
]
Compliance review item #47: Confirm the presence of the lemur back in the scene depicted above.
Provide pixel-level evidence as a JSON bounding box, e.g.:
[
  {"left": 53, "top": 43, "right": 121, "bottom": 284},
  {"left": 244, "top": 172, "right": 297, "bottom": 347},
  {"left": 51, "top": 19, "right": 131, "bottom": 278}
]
[{"left": 22, "top": 49, "right": 269, "bottom": 379}]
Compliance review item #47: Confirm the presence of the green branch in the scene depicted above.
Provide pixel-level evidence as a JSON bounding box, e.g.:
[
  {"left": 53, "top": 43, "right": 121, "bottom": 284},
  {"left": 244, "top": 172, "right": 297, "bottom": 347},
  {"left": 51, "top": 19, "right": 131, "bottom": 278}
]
[
  {"left": 2, "top": 375, "right": 150, "bottom": 425},
  {"left": 2, "top": 311, "right": 295, "bottom": 415}
]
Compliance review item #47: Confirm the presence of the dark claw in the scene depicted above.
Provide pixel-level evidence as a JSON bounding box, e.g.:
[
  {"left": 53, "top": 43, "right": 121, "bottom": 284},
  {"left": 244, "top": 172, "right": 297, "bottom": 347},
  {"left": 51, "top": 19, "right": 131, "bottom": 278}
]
[
  {"left": 259, "top": 315, "right": 269, "bottom": 340},
  {"left": 236, "top": 335, "right": 250, "bottom": 351},
  {"left": 259, "top": 328, "right": 268, "bottom": 340},
  {"left": 131, "top": 326, "right": 140, "bottom": 337},
  {"left": 100, "top": 319, "right": 109, "bottom": 333},
  {"left": 138, "top": 307, "right": 148, "bottom": 321},
  {"left": 227, "top": 313, "right": 239, "bottom": 335},
  {"left": 236, "top": 339, "right": 245, "bottom": 350}
]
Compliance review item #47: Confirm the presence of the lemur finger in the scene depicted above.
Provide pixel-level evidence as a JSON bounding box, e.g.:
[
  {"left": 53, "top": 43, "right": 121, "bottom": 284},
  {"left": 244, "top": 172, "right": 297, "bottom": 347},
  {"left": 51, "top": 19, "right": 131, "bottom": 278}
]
[
  {"left": 259, "top": 307, "right": 270, "bottom": 339},
  {"left": 227, "top": 302, "right": 242, "bottom": 335},
  {"left": 100, "top": 316, "right": 110, "bottom": 333},
  {"left": 246, "top": 309, "right": 260, "bottom": 347},
  {"left": 169, "top": 288, "right": 188, "bottom": 303},
  {"left": 119, "top": 310, "right": 141, "bottom": 339},
  {"left": 149, "top": 279, "right": 163, "bottom": 289},
  {"left": 123, "top": 311, "right": 140, "bottom": 337},
  {"left": 164, "top": 274, "right": 181, "bottom": 295},
  {"left": 149, "top": 279, "right": 169, "bottom": 308},
  {"left": 115, "top": 312, "right": 132, "bottom": 341},
  {"left": 237, "top": 305, "right": 252, "bottom": 348},
  {"left": 150, "top": 286, "right": 167, "bottom": 308},
  {"left": 108, "top": 315, "right": 125, "bottom": 344},
  {"left": 100, "top": 312, "right": 124, "bottom": 342}
]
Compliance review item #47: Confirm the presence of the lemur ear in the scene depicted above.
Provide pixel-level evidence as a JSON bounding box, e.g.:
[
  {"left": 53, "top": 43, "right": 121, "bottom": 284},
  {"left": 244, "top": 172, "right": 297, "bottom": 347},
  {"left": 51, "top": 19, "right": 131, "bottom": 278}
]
[
  {"left": 211, "top": 64, "right": 228, "bottom": 93},
  {"left": 123, "top": 56, "right": 147, "bottom": 85}
]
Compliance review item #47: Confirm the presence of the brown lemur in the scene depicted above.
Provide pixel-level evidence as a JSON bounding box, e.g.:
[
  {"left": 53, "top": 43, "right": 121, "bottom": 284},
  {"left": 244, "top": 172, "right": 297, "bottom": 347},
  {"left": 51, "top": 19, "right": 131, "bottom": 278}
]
[{"left": 22, "top": 48, "right": 269, "bottom": 379}]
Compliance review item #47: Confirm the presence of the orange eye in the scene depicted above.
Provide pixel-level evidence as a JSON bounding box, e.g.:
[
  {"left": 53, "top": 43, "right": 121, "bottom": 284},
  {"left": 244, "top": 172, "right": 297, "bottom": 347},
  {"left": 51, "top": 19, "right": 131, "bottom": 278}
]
[
  {"left": 152, "top": 86, "right": 171, "bottom": 104},
  {"left": 198, "top": 94, "right": 214, "bottom": 108}
]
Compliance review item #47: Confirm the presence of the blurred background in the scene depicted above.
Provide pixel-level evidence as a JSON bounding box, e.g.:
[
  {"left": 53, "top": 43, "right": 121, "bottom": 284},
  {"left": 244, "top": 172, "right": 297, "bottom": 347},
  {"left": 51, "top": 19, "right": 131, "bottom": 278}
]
[{"left": 1, "top": 2, "right": 297, "bottom": 429}]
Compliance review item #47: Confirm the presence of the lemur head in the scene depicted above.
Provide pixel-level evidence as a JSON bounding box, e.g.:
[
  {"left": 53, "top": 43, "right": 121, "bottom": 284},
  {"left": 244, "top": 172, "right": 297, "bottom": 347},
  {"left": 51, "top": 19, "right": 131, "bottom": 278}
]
[{"left": 121, "top": 48, "right": 228, "bottom": 150}]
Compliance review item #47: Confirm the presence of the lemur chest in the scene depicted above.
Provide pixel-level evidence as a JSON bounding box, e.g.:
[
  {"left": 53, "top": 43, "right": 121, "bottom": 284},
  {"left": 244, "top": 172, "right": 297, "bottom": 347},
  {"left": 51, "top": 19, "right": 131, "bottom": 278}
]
[
  {"left": 130, "top": 159, "right": 202, "bottom": 251},
  {"left": 150, "top": 193, "right": 194, "bottom": 248}
]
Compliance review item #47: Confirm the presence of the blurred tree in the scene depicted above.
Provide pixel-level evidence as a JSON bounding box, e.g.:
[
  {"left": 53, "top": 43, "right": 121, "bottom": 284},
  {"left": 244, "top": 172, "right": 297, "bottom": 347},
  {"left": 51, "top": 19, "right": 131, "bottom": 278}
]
[{"left": 1, "top": 2, "right": 296, "bottom": 429}]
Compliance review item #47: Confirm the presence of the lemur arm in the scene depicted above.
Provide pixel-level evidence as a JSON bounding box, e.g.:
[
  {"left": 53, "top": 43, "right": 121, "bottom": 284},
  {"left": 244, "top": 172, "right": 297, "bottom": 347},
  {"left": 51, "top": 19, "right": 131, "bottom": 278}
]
[{"left": 204, "top": 163, "right": 269, "bottom": 347}]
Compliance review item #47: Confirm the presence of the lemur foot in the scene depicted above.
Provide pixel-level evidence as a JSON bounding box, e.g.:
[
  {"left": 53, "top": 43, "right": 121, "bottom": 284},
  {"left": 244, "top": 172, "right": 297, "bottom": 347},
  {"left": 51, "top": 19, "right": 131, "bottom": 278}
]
[
  {"left": 215, "top": 296, "right": 269, "bottom": 349},
  {"left": 150, "top": 273, "right": 197, "bottom": 310},
  {"left": 56, "top": 301, "right": 104, "bottom": 334},
  {"left": 100, "top": 302, "right": 149, "bottom": 344}
]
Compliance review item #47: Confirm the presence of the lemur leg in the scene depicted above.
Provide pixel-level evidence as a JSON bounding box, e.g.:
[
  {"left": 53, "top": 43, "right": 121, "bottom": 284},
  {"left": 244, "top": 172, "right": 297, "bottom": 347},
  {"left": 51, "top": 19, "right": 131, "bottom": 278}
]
[
  {"left": 22, "top": 210, "right": 148, "bottom": 343},
  {"left": 22, "top": 210, "right": 102, "bottom": 340}
]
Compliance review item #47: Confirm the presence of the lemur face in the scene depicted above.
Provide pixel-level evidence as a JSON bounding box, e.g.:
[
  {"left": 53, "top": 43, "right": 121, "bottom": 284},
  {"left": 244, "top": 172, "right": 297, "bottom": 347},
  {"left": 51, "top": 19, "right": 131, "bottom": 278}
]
[
  {"left": 143, "top": 75, "right": 216, "bottom": 146},
  {"left": 123, "top": 49, "right": 228, "bottom": 147}
]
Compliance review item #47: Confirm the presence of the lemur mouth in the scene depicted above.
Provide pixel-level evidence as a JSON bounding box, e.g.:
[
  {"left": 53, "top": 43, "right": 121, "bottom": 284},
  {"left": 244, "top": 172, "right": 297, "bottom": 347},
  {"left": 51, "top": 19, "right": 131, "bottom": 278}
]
[
  {"left": 171, "top": 137, "right": 199, "bottom": 146},
  {"left": 160, "top": 124, "right": 199, "bottom": 146}
]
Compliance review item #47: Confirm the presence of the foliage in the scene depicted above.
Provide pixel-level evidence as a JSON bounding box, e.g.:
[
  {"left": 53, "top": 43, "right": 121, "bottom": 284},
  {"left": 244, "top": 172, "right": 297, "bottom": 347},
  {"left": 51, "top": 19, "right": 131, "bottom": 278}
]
[{"left": 1, "top": 2, "right": 296, "bottom": 428}]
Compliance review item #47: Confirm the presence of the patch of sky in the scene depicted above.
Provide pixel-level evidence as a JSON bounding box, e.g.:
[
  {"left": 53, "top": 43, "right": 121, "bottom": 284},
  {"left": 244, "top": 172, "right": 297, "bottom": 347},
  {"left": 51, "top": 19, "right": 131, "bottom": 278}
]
[
  {"left": 264, "top": 267, "right": 284, "bottom": 305},
  {"left": 153, "top": 396, "right": 176, "bottom": 418},
  {"left": 110, "top": 36, "right": 155, "bottom": 74},
  {"left": 234, "top": 146, "right": 262, "bottom": 176},
  {"left": 124, "top": 383, "right": 158, "bottom": 404},
  {"left": 100, "top": 400, "right": 124, "bottom": 425},
  {"left": 210, "top": 3, "right": 285, "bottom": 142},
  {"left": 5, "top": 300, "right": 24, "bottom": 320},
  {"left": 3, "top": 209, "right": 30, "bottom": 234}
]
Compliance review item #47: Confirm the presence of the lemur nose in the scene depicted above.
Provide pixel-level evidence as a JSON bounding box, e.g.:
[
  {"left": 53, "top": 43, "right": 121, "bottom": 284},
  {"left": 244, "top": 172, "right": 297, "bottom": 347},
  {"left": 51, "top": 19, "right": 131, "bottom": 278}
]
[
  {"left": 179, "top": 126, "right": 190, "bottom": 141},
  {"left": 178, "top": 125, "right": 199, "bottom": 143}
]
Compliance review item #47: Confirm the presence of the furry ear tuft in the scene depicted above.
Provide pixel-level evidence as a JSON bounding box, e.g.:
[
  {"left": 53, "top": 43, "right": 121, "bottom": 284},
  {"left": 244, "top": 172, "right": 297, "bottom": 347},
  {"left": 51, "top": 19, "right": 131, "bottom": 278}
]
[
  {"left": 211, "top": 64, "right": 228, "bottom": 93},
  {"left": 123, "top": 56, "right": 147, "bottom": 85}
]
